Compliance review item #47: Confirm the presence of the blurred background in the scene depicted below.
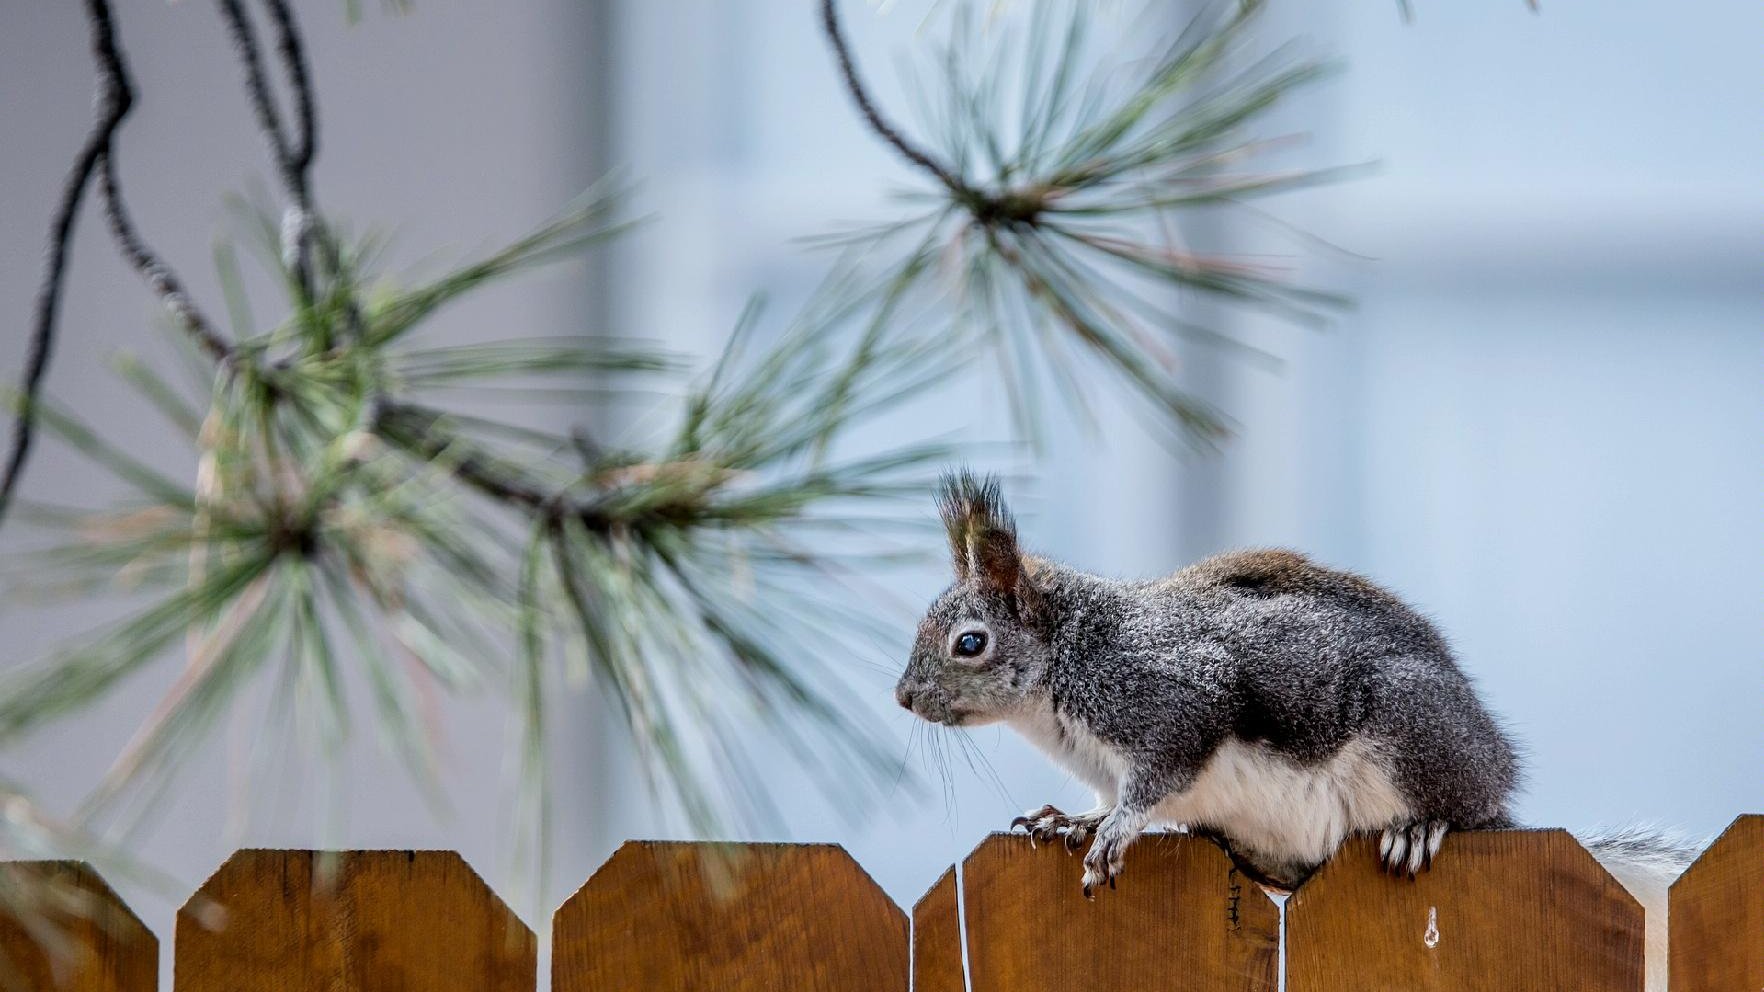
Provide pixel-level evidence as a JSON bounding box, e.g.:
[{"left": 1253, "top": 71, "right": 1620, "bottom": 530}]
[{"left": 1, "top": 0, "right": 1758, "bottom": 979}]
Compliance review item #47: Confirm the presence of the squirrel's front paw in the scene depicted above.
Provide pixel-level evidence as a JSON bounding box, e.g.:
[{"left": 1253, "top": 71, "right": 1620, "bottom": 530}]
[
  {"left": 1011, "top": 804, "right": 1108, "bottom": 851},
  {"left": 1079, "top": 835, "right": 1126, "bottom": 899},
  {"left": 1379, "top": 820, "right": 1449, "bottom": 878}
]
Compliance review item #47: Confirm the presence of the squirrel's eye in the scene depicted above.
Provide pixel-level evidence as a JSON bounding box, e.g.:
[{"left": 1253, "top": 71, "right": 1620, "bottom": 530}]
[{"left": 953, "top": 631, "right": 987, "bottom": 657}]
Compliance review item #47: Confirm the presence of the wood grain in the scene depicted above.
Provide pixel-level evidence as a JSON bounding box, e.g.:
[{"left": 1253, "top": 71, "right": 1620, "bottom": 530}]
[
  {"left": 551, "top": 841, "right": 908, "bottom": 992},
  {"left": 1670, "top": 814, "right": 1762, "bottom": 991},
  {"left": 0, "top": 862, "right": 155, "bottom": 991},
  {"left": 960, "top": 832, "right": 1279, "bottom": 992},
  {"left": 174, "top": 850, "right": 533, "bottom": 992},
  {"left": 912, "top": 866, "right": 964, "bottom": 992},
  {"left": 1286, "top": 829, "right": 1643, "bottom": 991}
]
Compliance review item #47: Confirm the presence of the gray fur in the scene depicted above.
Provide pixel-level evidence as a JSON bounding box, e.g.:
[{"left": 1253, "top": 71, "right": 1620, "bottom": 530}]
[{"left": 898, "top": 472, "right": 1521, "bottom": 889}]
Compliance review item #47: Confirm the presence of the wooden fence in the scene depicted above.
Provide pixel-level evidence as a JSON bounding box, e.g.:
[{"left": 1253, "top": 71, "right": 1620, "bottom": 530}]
[{"left": 2, "top": 816, "right": 1756, "bottom": 991}]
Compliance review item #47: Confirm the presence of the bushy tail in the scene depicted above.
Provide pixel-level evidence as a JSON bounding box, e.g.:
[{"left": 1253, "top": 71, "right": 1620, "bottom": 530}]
[{"left": 1579, "top": 827, "right": 1702, "bottom": 992}]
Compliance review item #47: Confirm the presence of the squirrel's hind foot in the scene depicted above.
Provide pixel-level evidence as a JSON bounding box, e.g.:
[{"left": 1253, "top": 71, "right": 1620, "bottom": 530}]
[
  {"left": 1010, "top": 803, "right": 1108, "bottom": 851},
  {"left": 1379, "top": 820, "right": 1449, "bottom": 878}
]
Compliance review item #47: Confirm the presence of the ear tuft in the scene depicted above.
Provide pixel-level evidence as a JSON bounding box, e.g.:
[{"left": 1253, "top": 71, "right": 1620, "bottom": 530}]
[{"left": 935, "top": 470, "right": 1019, "bottom": 591}]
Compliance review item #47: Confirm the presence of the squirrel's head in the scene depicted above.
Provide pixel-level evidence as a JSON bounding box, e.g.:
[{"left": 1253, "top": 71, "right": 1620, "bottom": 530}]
[{"left": 896, "top": 472, "right": 1053, "bottom": 726}]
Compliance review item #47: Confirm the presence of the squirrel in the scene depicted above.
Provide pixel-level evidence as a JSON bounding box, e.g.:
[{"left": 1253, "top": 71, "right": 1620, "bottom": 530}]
[{"left": 896, "top": 472, "right": 1696, "bottom": 989}]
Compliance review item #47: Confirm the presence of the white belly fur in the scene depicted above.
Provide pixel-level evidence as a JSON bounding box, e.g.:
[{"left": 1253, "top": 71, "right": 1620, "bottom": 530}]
[
  {"left": 1159, "top": 737, "right": 1412, "bottom": 869},
  {"left": 1007, "top": 702, "right": 1410, "bottom": 869}
]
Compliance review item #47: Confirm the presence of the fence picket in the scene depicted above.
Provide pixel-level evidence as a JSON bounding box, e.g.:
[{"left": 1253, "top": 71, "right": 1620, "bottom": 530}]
[
  {"left": 0, "top": 862, "right": 155, "bottom": 992},
  {"left": 5, "top": 817, "right": 1755, "bottom": 991},
  {"left": 173, "top": 850, "right": 533, "bottom": 992},
  {"left": 1286, "top": 829, "right": 1642, "bottom": 991},
  {"left": 912, "top": 866, "right": 963, "bottom": 992},
  {"left": 958, "top": 832, "right": 1279, "bottom": 991},
  {"left": 1670, "top": 814, "right": 1762, "bottom": 991},
  {"left": 551, "top": 841, "right": 907, "bottom": 992}
]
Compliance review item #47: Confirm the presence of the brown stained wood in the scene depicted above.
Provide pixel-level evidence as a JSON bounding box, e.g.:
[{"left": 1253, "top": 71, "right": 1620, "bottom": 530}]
[
  {"left": 552, "top": 841, "right": 908, "bottom": 992},
  {"left": 1286, "top": 829, "right": 1643, "bottom": 991},
  {"left": 174, "top": 850, "right": 533, "bottom": 992},
  {"left": 1671, "top": 814, "right": 1763, "bottom": 991},
  {"left": 960, "top": 832, "right": 1279, "bottom": 992},
  {"left": 0, "top": 862, "right": 155, "bottom": 992},
  {"left": 912, "top": 867, "right": 964, "bottom": 992}
]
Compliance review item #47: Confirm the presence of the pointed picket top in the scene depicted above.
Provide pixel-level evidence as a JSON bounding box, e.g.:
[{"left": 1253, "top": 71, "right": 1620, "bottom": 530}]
[
  {"left": 0, "top": 862, "right": 156, "bottom": 992},
  {"left": 174, "top": 850, "right": 533, "bottom": 992},
  {"left": 912, "top": 866, "right": 964, "bottom": 992},
  {"left": 1287, "top": 829, "right": 1642, "bottom": 991},
  {"left": 959, "top": 832, "right": 1280, "bottom": 992},
  {"left": 552, "top": 841, "right": 908, "bottom": 992},
  {"left": 1670, "top": 814, "right": 1763, "bottom": 991}
]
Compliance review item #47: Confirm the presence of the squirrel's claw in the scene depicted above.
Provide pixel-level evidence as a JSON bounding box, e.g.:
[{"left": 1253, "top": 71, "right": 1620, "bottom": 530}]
[
  {"left": 1078, "top": 858, "right": 1119, "bottom": 897},
  {"left": 1379, "top": 820, "right": 1448, "bottom": 878},
  {"left": 1012, "top": 804, "right": 1058, "bottom": 846},
  {"left": 1079, "top": 833, "right": 1126, "bottom": 897},
  {"left": 1012, "top": 803, "right": 1106, "bottom": 855},
  {"left": 1012, "top": 804, "right": 1062, "bottom": 831}
]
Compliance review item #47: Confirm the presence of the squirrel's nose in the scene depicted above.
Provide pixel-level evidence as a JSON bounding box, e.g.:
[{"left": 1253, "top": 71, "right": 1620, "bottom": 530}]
[{"left": 895, "top": 683, "right": 918, "bottom": 711}]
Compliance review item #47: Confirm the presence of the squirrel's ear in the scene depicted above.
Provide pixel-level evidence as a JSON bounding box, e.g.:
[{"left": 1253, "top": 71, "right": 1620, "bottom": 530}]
[
  {"left": 936, "top": 471, "right": 1036, "bottom": 601},
  {"left": 938, "top": 470, "right": 1006, "bottom": 582},
  {"left": 936, "top": 472, "right": 1052, "bottom": 633}
]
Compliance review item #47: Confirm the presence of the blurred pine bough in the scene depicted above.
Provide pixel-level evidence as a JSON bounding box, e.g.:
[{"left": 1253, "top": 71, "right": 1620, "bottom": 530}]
[
  {"left": 2, "top": 188, "right": 953, "bottom": 862},
  {"left": 817, "top": 0, "right": 1351, "bottom": 444},
  {"left": 0, "top": 0, "right": 1348, "bottom": 961}
]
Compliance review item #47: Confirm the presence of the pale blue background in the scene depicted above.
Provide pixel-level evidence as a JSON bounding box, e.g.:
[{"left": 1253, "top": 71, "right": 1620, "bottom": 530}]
[{"left": 1, "top": 2, "right": 1758, "bottom": 983}]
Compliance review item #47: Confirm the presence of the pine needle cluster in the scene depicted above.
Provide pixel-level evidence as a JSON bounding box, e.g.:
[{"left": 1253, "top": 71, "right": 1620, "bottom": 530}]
[{"left": 821, "top": 0, "right": 1351, "bottom": 442}]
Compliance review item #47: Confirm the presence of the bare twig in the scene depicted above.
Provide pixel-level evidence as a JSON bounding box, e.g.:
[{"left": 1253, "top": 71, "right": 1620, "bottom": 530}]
[
  {"left": 215, "top": 0, "right": 317, "bottom": 301},
  {"left": 78, "top": 0, "right": 231, "bottom": 365},
  {"left": 251, "top": 0, "right": 372, "bottom": 352},
  {"left": 260, "top": 0, "right": 316, "bottom": 172},
  {"left": 0, "top": 0, "right": 231, "bottom": 529},
  {"left": 818, "top": 0, "right": 967, "bottom": 195},
  {"left": 215, "top": 0, "right": 296, "bottom": 189},
  {"left": 0, "top": 3, "right": 131, "bottom": 527},
  {"left": 94, "top": 151, "right": 234, "bottom": 365}
]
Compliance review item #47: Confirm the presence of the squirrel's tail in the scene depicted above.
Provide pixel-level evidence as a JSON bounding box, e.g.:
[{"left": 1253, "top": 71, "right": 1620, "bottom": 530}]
[{"left": 1577, "top": 826, "right": 1701, "bottom": 992}]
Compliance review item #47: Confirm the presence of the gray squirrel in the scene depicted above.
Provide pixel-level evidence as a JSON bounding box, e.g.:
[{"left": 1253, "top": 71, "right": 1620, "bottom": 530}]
[{"left": 896, "top": 472, "right": 1696, "bottom": 988}]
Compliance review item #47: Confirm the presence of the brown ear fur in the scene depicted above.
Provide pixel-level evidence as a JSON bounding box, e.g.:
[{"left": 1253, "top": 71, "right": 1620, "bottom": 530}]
[{"left": 935, "top": 472, "right": 1048, "bottom": 628}]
